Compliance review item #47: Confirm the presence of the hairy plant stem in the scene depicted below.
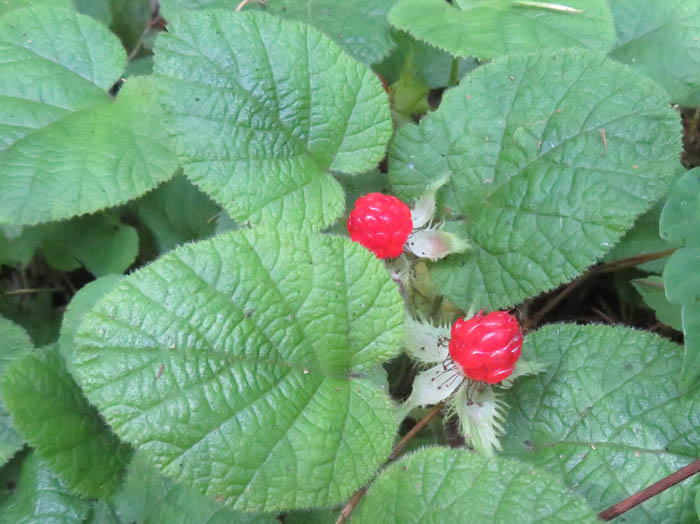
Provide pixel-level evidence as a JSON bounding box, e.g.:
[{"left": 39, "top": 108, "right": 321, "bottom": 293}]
[
  {"left": 524, "top": 248, "right": 677, "bottom": 331},
  {"left": 335, "top": 402, "right": 445, "bottom": 524},
  {"left": 598, "top": 458, "right": 700, "bottom": 520}
]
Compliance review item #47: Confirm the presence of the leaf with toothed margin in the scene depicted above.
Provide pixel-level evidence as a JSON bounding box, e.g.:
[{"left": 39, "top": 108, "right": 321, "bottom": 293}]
[
  {"left": 0, "top": 316, "right": 33, "bottom": 468},
  {"left": 388, "top": 0, "right": 615, "bottom": 59},
  {"left": 354, "top": 447, "right": 598, "bottom": 523},
  {"left": 1, "top": 345, "right": 132, "bottom": 498},
  {"left": 502, "top": 324, "right": 700, "bottom": 523},
  {"left": 0, "top": 7, "right": 179, "bottom": 225},
  {"left": 72, "top": 229, "right": 403, "bottom": 512},
  {"left": 158, "top": 0, "right": 397, "bottom": 66},
  {"left": 0, "top": 452, "right": 92, "bottom": 523},
  {"left": 389, "top": 49, "right": 680, "bottom": 310},
  {"left": 154, "top": 10, "right": 392, "bottom": 233}
]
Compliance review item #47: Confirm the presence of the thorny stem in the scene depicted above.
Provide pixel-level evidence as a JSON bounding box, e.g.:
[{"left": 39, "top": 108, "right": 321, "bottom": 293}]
[
  {"left": 598, "top": 458, "right": 700, "bottom": 520},
  {"left": 127, "top": 0, "right": 161, "bottom": 62},
  {"left": 335, "top": 402, "right": 445, "bottom": 524},
  {"left": 524, "top": 248, "right": 677, "bottom": 331}
]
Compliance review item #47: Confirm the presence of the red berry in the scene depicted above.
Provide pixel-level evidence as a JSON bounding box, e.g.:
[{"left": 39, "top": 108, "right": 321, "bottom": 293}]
[
  {"left": 347, "top": 193, "right": 413, "bottom": 259},
  {"left": 448, "top": 310, "right": 522, "bottom": 384}
]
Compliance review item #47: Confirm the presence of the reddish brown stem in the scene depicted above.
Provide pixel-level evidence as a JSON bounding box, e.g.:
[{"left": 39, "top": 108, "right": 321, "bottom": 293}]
[
  {"left": 335, "top": 402, "right": 445, "bottom": 524},
  {"left": 524, "top": 248, "right": 677, "bottom": 331},
  {"left": 598, "top": 458, "right": 700, "bottom": 520}
]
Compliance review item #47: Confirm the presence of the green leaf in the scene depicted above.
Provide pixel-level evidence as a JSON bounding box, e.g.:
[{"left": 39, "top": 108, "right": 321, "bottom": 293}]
[
  {"left": 660, "top": 167, "right": 700, "bottom": 246},
  {"left": 0, "top": 226, "right": 42, "bottom": 267},
  {"left": 0, "top": 6, "right": 179, "bottom": 225},
  {"left": 388, "top": 0, "right": 615, "bottom": 59},
  {"left": 137, "top": 175, "right": 219, "bottom": 253},
  {"left": 39, "top": 213, "right": 139, "bottom": 277},
  {"left": 632, "top": 276, "right": 683, "bottom": 331},
  {"left": 58, "top": 275, "right": 123, "bottom": 364},
  {"left": 607, "top": 0, "right": 700, "bottom": 106},
  {"left": 389, "top": 50, "right": 681, "bottom": 309},
  {"left": 354, "top": 447, "right": 597, "bottom": 523},
  {"left": 681, "top": 304, "right": 700, "bottom": 393},
  {"left": 110, "top": 454, "right": 276, "bottom": 524},
  {"left": 503, "top": 324, "right": 700, "bottom": 522},
  {"left": 0, "top": 0, "right": 72, "bottom": 16},
  {"left": 375, "top": 31, "right": 477, "bottom": 90},
  {"left": 155, "top": 10, "right": 392, "bottom": 232},
  {"left": 0, "top": 317, "right": 32, "bottom": 468},
  {"left": 159, "top": 0, "right": 396, "bottom": 65},
  {"left": 73, "top": 229, "right": 403, "bottom": 512},
  {"left": 1, "top": 345, "right": 132, "bottom": 498},
  {"left": 0, "top": 452, "right": 91, "bottom": 523},
  {"left": 605, "top": 203, "right": 679, "bottom": 274},
  {"left": 664, "top": 247, "right": 700, "bottom": 306},
  {"left": 74, "top": 0, "right": 111, "bottom": 25}
]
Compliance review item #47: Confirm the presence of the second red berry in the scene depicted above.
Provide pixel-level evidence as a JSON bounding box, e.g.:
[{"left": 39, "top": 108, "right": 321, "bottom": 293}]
[
  {"left": 347, "top": 193, "right": 413, "bottom": 259},
  {"left": 448, "top": 310, "right": 523, "bottom": 384}
]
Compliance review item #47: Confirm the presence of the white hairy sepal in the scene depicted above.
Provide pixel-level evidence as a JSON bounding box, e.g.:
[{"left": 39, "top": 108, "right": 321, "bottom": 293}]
[
  {"left": 499, "top": 358, "right": 547, "bottom": 389},
  {"left": 405, "top": 229, "right": 470, "bottom": 261},
  {"left": 451, "top": 385, "right": 508, "bottom": 457},
  {"left": 403, "top": 314, "right": 451, "bottom": 363},
  {"left": 396, "top": 361, "right": 464, "bottom": 422},
  {"left": 410, "top": 174, "right": 449, "bottom": 229}
]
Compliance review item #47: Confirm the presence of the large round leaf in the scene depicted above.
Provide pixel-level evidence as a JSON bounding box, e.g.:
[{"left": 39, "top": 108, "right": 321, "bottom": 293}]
[
  {"left": 354, "top": 447, "right": 597, "bottom": 523},
  {"left": 0, "top": 7, "right": 178, "bottom": 225},
  {"left": 154, "top": 10, "right": 392, "bottom": 232},
  {"left": 503, "top": 324, "right": 700, "bottom": 523},
  {"left": 159, "top": 0, "right": 397, "bottom": 66},
  {"left": 389, "top": 49, "right": 680, "bottom": 309},
  {"left": 73, "top": 230, "right": 403, "bottom": 511},
  {"left": 388, "top": 0, "right": 615, "bottom": 59}
]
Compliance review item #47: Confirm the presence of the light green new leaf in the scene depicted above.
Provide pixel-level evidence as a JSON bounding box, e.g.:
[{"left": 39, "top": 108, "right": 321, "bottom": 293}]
[
  {"left": 137, "top": 176, "right": 219, "bottom": 253},
  {"left": 632, "top": 276, "right": 682, "bottom": 331},
  {"left": 390, "top": 50, "right": 680, "bottom": 309},
  {"left": 0, "top": 452, "right": 91, "bottom": 524},
  {"left": 0, "top": 6, "right": 178, "bottom": 225},
  {"left": 503, "top": 324, "right": 700, "bottom": 523},
  {"left": 154, "top": 10, "right": 392, "bottom": 232},
  {"left": 159, "top": 0, "right": 397, "bottom": 65},
  {"left": 608, "top": 0, "right": 700, "bottom": 106},
  {"left": 73, "top": 230, "right": 403, "bottom": 512},
  {"left": 354, "top": 447, "right": 597, "bottom": 523},
  {"left": 39, "top": 213, "right": 139, "bottom": 277},
  {"left": 660, "top": 167, "right": 700, "bottom": 247},
  {"left": 389, "top": 0, "right": 615, "bottom": 59},
  {"left": 1, "top": 345, "right": 132, "bottom": 498},
  {"left": 110, "top": 454, "right": 276, "bottom": 524},
  {"left": 0, "top": 317, "right": 32, "bottom": 468}
]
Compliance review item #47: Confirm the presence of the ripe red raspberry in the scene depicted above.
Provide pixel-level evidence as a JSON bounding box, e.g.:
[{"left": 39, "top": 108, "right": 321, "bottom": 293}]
[
  {"left": 448, "top": 310, "right": 523, "bottom": 384},
  {"left": 347, "top": 193, "right": 413, "bottom": 259}
]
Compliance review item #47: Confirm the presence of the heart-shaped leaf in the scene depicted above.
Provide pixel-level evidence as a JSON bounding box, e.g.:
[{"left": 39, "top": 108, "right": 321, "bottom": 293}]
[
  {"left": 154, "top": 10, "right": 391, "bottom": 233},
  {"left": 503, "top": 324, "right": 700, "bottom": 522},
  {"left": 73, "top": 229, "right": 403, "bottom": 511},
  {"left": 0, "top": 7, "right": 178, "bottom": 225},
  {"left": 354, "top": 447, "right": 597, "bottom": 523},
  {"left": 389, "top": 49, "right": 680, "bottom": 309},
  {"left": 389, "top": 0, "right": 615, "bottom": 59}
]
